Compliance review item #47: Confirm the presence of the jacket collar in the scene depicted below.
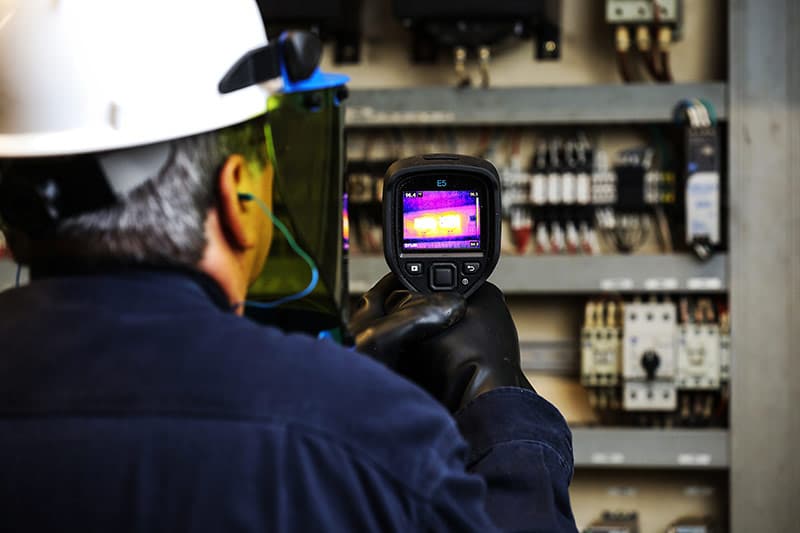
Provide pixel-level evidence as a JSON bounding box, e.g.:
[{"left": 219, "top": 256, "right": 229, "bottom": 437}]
[{"left": 25, "top": 266, "right": 236, "bottom": 314}]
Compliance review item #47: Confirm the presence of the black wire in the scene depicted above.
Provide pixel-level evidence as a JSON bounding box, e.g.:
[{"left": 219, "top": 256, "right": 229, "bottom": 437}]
[
  {"left": 660, "top": 50, "right": 674, "bottom": 82},
  {"left": 617, "top": 51, "right": 634, "bottom": 83}
]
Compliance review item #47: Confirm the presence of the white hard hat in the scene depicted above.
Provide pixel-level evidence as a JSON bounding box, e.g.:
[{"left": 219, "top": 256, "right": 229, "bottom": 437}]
[{"left": 0, "top": 0, "right": 274, "bottom": 158}]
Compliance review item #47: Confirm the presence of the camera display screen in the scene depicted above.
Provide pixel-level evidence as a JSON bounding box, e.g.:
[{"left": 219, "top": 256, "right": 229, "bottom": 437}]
[{"left": 402, "top": 190, "right": 481, "bottom": 250}]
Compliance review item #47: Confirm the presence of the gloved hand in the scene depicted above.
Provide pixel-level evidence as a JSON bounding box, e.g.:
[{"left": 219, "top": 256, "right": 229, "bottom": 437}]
[
  {"left": 350, "top": 274, "right": 532, "bottom": 413},
  {"left": 396, "top": 281, "right": 533, "bottom": 413},
  {"left": 349, "top": 274, "right": 466, "bottom": 367}
]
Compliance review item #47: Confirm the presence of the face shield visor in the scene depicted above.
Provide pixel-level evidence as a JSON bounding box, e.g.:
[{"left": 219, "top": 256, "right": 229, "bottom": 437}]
[{"left": 244, "top": 84, "right": 350, "bottom": 340}]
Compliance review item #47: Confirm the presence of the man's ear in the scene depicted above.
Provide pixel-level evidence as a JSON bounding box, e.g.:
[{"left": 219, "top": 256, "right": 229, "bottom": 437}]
[{"left": 217, "top": 154, "right": 254, "bottom": 250}]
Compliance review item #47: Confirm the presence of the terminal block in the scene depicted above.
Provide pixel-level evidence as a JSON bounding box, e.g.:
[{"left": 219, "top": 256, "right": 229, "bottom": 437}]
[{"left": 606, "top": 0, "right": 680, "bottom": 26}]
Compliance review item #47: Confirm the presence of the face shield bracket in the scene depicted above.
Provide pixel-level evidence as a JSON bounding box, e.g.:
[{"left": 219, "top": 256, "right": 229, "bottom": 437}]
[{"left": 218, "top": 31, "right": 323, "bottom": 95}]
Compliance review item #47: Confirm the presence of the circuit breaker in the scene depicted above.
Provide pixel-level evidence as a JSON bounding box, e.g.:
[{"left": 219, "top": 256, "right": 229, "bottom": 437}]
[
  {"left": 622, "top": 302, "right": 678, "bottom": 411},
  {"left": 677, "top": 324, "right": 721, "bottom": 390}
]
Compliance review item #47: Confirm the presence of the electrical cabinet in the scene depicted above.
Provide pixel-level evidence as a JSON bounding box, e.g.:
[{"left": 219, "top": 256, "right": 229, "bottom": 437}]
[{"left": 338, "top": 5, "right": 733, "bottom": 521}]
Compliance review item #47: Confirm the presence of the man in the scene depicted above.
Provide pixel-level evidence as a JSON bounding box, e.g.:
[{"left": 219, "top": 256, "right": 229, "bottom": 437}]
[{"left": 0, "top": 1, "right": 577, "bottom": 531}]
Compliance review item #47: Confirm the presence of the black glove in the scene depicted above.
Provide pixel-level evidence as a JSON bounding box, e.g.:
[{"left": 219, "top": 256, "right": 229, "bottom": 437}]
[
  {"left": 350, "top": 274, "right": 532, "bottom": 413},
  {"left": 349, "top": 274, "right": 466, "bottom": 367},
  {"left": 397, "top": 281, "right": 533, "bottom": 413}
]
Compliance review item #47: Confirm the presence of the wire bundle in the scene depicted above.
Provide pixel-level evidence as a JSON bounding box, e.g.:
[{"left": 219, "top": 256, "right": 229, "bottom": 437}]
[{"left": 673, "top": 99, "right": 716, "bottom": 128}]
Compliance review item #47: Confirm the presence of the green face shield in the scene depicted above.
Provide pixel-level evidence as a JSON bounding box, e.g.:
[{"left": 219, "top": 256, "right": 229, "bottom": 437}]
[{"left": 244, "top": 86, "right": 349, "bottom": 341}]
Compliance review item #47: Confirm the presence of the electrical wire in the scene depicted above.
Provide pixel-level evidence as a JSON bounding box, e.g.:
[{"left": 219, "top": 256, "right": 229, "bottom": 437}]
[
  {"left": 241, "top": 194, "right": 320, "bottom": 310},
  {"left": 615, "top": 26, "right": 634, "bottom": 83},
  {"left": 15, "top": 263, "right": 21, "bottom": 288},
  {"left": 694, "top": 99, "right": 714, "bottom": 127},
  {"left": 650, "top": 0, "right": 667, "bottom": 82},
  {"left": 616, "top": 51, "right": 633, "bottom": 83},
  {"left": 636, "top": 23, "right": 664, "bottom": 82},
  {"left": 659, "top": 49, "right": 673, "bottom": 82},
  {"left": 644, "top": 50, "right": 663, "bottom": 81},
  {"left": 654, "top": 206, "right": 674, "bottom": 252},
  {"left": 675, "top": 99, "right": 705, "bottom": 128}
]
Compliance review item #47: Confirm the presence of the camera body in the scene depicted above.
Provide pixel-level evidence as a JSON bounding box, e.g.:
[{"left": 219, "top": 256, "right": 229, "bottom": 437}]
[{"left": 383, "top": 154, "right": 502, "bottom": 297}]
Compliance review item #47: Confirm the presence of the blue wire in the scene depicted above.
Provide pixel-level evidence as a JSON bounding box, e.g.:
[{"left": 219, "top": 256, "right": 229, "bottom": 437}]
[
  {"left": 241, "top": 194, "right": 320, "bottom": 309},
  {"left": 15, "top": 263, "right": 21, "bottom": 288},
  {"left": 673, "top": 99, "right": 694, "bottom": 124}
]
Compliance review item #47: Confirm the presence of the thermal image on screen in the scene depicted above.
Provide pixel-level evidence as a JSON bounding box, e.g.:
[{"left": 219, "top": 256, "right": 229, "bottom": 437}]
[
  {"left": 402, "top": 190, "right": 480, "bottom": 250},
  {"left": 343, "top": 193, "right": 350, "bottom": 251}
]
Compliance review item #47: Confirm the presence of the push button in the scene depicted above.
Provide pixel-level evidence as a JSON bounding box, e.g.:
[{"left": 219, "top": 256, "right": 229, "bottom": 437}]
[
  {"left": 430, "top": 264, "right": 457, "bottom": 290},
  {"left": 405, "top": 263, "right": 423, "bottom": 276},
  {"left": 463, "top": 262, "right": 481, "bottom": 275}
]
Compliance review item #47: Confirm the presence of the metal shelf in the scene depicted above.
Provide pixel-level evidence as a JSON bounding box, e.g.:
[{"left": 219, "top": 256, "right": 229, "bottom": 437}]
[
  {"left": 348, "top": 254, "right": 728, "bottom": 294},
  {"left": 345, "top": 83, "right": 728, "bottom": 127},
  {"left": 572, "top": 428, "right": 729, "bottom": 470}
]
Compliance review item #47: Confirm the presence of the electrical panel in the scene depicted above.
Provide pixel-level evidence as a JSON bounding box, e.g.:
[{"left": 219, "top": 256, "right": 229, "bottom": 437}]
[
  {"left": 580, "top": 297, "right": 729, "bottom": 426},
  {"left": 334, "top": 2, "right": 733, "bottom": 519},
  {"left": 345, "top": 117, "right": 729, "bottom": 427},
  {"left": 345, "top": 128, "right": 690, "bottom": 258},
  {"left": 392, "top": 0, "right": 561, "bottom": 83}
]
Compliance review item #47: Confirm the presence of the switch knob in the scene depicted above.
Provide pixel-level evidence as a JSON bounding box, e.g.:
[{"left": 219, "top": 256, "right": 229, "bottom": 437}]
[{"left": 640, "top": 350, "right": 661, "bottom": 381}]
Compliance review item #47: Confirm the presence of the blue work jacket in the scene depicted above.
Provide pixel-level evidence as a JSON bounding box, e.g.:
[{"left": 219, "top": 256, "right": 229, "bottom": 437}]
[{"left": 0, "top": 271, "right": 577, "bottom": 532}]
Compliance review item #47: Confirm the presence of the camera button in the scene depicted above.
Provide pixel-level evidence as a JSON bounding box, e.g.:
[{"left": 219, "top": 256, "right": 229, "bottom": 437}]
[
  {"left": 430, "top": 264, "right": 457, "bottom": 290},
  {"left": 463, "top": 262, "right": 481, "bottom": 275},
  {"left": 405, "top": 263, "right": 423, "bottom": 276}
]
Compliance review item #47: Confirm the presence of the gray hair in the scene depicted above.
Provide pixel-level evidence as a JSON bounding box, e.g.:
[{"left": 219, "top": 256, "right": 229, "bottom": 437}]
[{"left": 16, "top": 118, "right": 268, "bottom": 268}]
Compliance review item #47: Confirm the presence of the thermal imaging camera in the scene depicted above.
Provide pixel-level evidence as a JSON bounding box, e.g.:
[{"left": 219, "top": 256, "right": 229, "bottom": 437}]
[{"left": 383, "top": 154, "right": 502, "bottom": 297}]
